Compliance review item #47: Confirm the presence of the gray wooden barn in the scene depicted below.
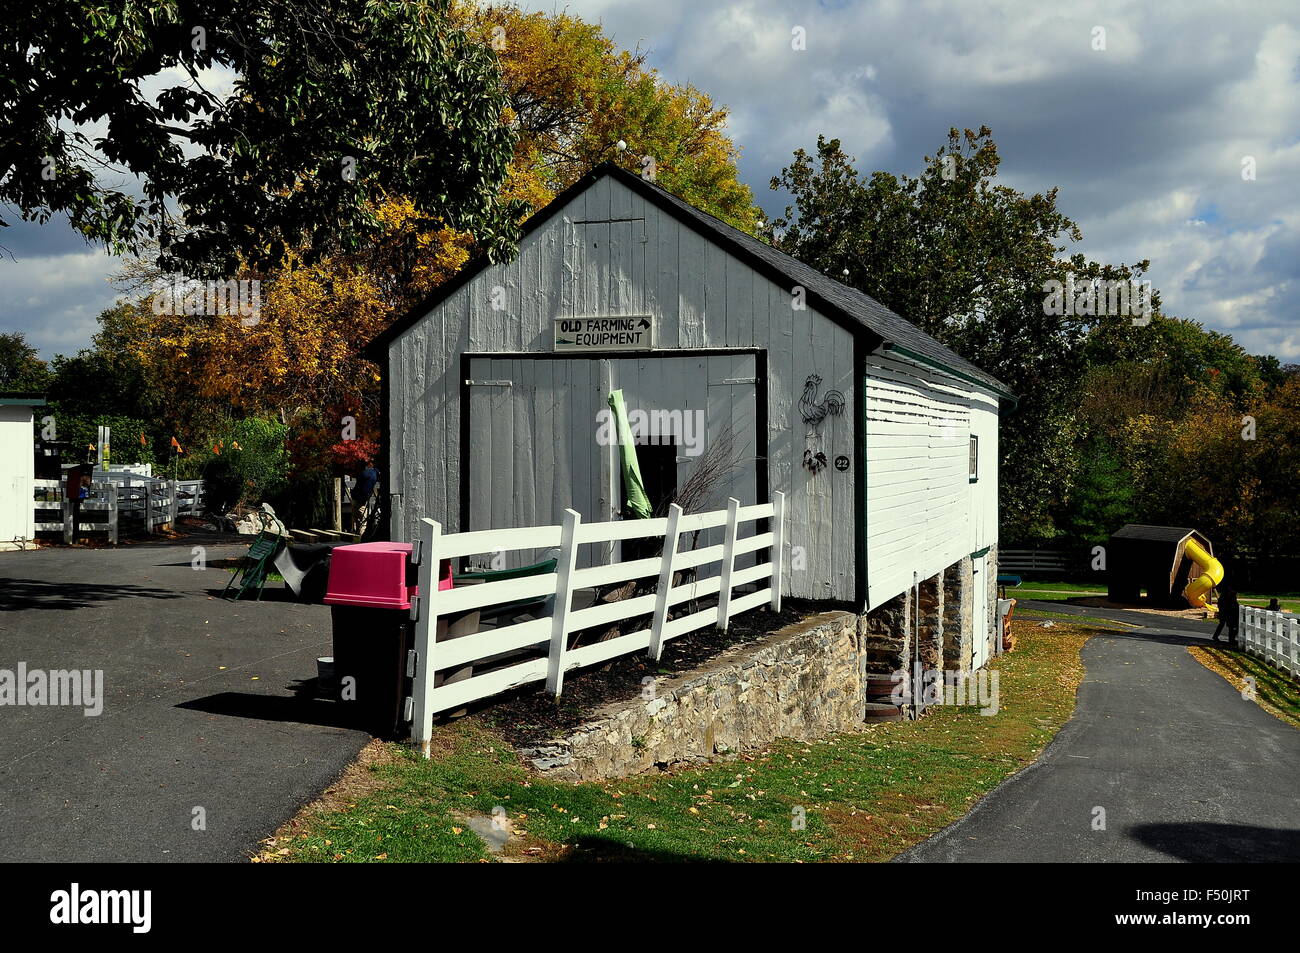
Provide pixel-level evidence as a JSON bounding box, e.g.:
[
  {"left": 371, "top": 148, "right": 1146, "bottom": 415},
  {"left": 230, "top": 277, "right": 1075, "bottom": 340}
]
[{"left": 367, "top": 162, "right": 1011, "bottom": 621}]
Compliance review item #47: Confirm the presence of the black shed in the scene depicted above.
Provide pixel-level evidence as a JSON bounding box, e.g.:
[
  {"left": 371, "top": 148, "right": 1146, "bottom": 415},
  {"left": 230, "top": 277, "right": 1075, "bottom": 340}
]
[{"left": 1107, "top": 524, "right": 1214, "bottom": 607}]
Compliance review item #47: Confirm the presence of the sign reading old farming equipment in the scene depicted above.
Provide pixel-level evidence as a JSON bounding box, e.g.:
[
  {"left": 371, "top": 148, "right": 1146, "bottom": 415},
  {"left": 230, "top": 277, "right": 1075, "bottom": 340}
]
[{"left": 554, "top": 315, "right": 654, "bottom": 352}]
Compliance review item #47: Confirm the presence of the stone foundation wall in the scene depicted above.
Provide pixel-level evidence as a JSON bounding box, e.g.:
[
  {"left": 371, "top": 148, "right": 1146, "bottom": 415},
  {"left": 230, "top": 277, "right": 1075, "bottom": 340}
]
[
  {"left": 943, "top": 559, "right": 975, "bottom": 672},
  {"left": 519, "top": 549, "right": 1001, "bottom": 782},
  {"left": 520, "top": 611, "right": 864, "bottom": 782},
  {"left": 859, "top": 588, "right": 911, "bottom": 674},
  {"left": 917, "top": 572, "right": 944, "bottom": 669},
  {"left": 985, "top": 544, "right": 1000, "bottom": 661}
]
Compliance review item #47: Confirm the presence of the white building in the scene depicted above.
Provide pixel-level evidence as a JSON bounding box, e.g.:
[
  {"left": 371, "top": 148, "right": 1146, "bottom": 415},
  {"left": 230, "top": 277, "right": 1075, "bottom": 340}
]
[
  {"left": 368, "top": 164, "right": 1011, "bottom": 667},
  {"left": 0, "top": 394, "right": 42, "bottom": 551}
]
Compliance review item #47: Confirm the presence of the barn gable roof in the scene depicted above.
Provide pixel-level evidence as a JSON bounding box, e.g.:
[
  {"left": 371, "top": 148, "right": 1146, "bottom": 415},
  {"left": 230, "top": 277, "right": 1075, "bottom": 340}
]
[{"left": 365, "top": 162, "right": 1012, "bottom": 399}]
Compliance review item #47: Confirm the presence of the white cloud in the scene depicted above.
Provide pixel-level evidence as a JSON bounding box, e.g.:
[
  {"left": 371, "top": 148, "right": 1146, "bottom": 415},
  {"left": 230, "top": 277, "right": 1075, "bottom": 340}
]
[{"left": 4, "top": 1, "right": 1299, "bottom": 363}]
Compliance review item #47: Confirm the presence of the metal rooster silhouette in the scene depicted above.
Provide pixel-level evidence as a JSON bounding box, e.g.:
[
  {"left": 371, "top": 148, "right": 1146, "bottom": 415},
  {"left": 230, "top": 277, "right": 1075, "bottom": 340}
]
[{"left": 799, "top": 374, "right": 845, "bottom": 472}]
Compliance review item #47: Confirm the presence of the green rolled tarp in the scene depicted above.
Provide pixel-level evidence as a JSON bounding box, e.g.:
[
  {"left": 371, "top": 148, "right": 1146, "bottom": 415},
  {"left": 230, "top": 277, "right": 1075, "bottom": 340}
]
[{"left": 607, "top": 388, "right": 652, "bottom": 519}]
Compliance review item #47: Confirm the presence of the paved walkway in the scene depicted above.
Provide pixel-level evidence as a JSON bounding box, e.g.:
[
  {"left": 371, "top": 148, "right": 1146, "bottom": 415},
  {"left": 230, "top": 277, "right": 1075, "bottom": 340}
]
[
  {"left": 900, "top": 602, "right": 1300, "bottom": 862},
  {"left": 0, "top": 537, "right": 369, "bottom": 862}
]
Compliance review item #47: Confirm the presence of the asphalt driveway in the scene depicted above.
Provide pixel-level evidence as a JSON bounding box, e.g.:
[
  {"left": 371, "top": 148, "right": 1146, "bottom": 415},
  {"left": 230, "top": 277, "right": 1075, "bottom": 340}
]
[
  {"left": 900, "top": 602, "right": 1300, "bottom": 862},
  {"left": 0, "top": 534, "right": 370, "bottom": 862}
]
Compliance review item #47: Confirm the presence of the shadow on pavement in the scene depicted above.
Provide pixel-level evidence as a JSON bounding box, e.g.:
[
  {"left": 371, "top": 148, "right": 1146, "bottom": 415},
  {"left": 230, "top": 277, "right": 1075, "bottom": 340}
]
[
  {"left": 1084, "top": 628, "right": 1217, "bottom": 648},
  {"left": 0, "top": 578, "right": 183, "bottom": 611},
  {"left": 1130, "top": 822, "right": 1300, "bottom": 862},
  {"left": 176, "top": 691, "right": 359, "bottom": 731},
  {"left": 203, "top": 586, "right": 303, "bottom": 603}
]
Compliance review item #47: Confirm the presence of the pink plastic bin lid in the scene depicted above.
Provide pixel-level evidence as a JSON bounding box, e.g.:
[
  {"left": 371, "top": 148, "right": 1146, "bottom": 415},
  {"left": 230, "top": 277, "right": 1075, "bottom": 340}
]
[{"left": 324, "top": 542, "right": 452, "bottom": 609}]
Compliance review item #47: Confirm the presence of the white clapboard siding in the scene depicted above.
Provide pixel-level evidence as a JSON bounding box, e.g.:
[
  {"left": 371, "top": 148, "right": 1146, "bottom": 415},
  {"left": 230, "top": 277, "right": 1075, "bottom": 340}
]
[
  {"left": 0, "top": 405, "right": 37, "bottom": 544},
  {"left": 407, "top": 493, "right": 786, "bottom": 755},
  {"left": 864, "top": 354, "right": 981, "bottom": 610},
  {"left": 389, "top": 175, "right": 855, "bottom": 601}
]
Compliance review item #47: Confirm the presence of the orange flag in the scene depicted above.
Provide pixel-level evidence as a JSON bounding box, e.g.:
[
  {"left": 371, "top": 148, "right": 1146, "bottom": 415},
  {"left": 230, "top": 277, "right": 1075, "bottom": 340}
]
[
  {"left": 170, "top": 436, "right": 184, "bottom": 454},
  {"left": 139, "top": 433, "right": 147, "bottom": 447},
  {"left": 212, "top": 443, "right": 221, "bottom": 455}
]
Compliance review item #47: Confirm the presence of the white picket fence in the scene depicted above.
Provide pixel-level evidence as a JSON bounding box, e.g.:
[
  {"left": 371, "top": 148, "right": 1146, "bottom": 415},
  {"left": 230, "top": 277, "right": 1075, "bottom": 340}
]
[
  {"left": 1239, "top": 607, "right": 1300, "bottom": 677},
  {"left": 32, "top": 476, "right": 205, "bottom": 543},
  {"left": 407, "top": 493, "right": 786, "bottom": 756}
]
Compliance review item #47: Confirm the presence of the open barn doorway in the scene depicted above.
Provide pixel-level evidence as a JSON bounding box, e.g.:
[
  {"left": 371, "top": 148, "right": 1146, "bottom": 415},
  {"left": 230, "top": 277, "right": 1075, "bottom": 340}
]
[{"left": 463, "top": 352, "right": 761, "bottom": 569}]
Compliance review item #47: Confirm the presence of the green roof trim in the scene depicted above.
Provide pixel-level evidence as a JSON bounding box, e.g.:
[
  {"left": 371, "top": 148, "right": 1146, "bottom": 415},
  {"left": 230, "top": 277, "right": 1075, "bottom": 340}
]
[{"left": 882, "top": 344, "right": 1017, "bottom": 404}]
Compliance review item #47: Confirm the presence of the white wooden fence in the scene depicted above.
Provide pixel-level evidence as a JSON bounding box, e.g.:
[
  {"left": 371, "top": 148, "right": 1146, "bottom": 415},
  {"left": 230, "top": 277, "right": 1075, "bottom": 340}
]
[
  {"left": 408, "top": 492, "right": 786, "bottom": 756},
  {"left": 32, "top": 475, "right": 205, "bottom": 543},
  {"left": 1239, "top": 607, "right": 1300, "bottom": 677}
]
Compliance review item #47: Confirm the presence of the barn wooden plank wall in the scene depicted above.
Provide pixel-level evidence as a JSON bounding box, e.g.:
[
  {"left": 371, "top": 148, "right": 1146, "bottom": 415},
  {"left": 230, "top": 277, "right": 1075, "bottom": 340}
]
[
  {"left": 390, "top": 174, "right": 1003, "bottom": 608},
  {"left": 389, "top": 176, "right": 857, "bottom": 600}
]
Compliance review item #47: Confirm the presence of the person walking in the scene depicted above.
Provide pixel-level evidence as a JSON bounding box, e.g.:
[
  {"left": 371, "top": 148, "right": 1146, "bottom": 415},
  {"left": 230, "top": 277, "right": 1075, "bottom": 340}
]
[
  {"left": 1212, "top": 585, "right": 1240, "bottom": 643},
  {"left": 351, "top": 460, "right": 379, "bottom": 532},
  {"left": 63, "top": 463, "right": 91, "bottom": 543}
]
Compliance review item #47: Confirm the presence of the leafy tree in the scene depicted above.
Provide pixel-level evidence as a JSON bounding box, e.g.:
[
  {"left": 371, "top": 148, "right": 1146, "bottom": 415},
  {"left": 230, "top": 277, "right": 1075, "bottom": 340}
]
[
  {"left": 105, "top": 2, "right": 761, "bottom": 481},
  {"left": 1, "top": 0, "right": 521, "bottom": 276},
  {"left": 457, "top": 3, "right": 761, "bottom": 231},
  {"left": 0, "top": 332, "right": 51, "bottom": 392},
  {"left": 43, "top": 411, "right": 156, "bottom": 467},
  {"left": 45, "top": 309, "right": 154, "bottom": 420},
  {"left": 767, "top": 128, "right": 1153, "bottom": 540},
  {"left": 200, "top": 416, "right": 289, "bottom": 514},
  {"left": 1060, "top": 436, "right": 1134, "bottom": 547}
]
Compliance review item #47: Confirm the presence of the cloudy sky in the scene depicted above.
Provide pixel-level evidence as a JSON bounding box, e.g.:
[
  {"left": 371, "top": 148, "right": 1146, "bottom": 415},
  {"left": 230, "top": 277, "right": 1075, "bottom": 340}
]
[{"left": 4, "top": 0, "right": 1298, "bottom": 360}]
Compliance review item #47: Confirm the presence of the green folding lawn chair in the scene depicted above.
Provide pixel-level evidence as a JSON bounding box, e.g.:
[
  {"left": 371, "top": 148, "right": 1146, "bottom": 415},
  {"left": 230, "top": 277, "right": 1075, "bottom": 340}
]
[
  {"left": 454, "top": 555, "right": 558, "bottom": 620},
  {"left": 223, "top": 530, "right": 285, "bottom": 601}
]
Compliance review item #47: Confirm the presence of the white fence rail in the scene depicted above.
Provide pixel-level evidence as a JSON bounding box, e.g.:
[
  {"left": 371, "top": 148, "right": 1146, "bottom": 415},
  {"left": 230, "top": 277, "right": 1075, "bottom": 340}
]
[
  {"left": 1239, "top": 607, "right": 1300, "bottom": 677},
  {"left": 408, "top": 492, "right": 786, "bottom": 756},
  {"left": 32, "top": 475, "right": 205, "bottom": 543}
]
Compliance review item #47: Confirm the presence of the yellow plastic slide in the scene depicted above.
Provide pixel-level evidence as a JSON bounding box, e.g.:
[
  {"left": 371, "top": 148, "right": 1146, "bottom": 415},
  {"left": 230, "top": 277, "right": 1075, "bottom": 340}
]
[{"left": 1182, "top": 538, "right": 1225, "bottom": 614}]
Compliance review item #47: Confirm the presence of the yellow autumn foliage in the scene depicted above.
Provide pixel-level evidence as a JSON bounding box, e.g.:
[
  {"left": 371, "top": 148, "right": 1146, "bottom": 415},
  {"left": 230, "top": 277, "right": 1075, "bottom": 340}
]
[{"left": 115, "top": 1, "right": 762, "bottom": 458}]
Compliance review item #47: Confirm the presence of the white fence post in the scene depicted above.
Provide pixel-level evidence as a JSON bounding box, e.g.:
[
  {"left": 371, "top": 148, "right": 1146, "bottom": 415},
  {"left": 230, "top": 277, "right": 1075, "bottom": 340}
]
[
  {"left": 410, "top": 517, "right": 441, "bottom": 759},
  {"left": 168, "top": 479, "right": 178, "bottom": 528},
  {"left": 1289, "top": 616, "right": 1300, "bottom": 676},
  {"left": 107, "top": 484, "right": 118, "bottom": 545},
  {"left": 546, "top": 509, "right": 582, "bottom": 696},
  {"left": 716, "top": 497, "right": 740, "bottom": 632},
  {"left": 62, "top": 490, "right": 73, "bottom": 544},
  {"left": 770, "top": 491, "right": 786, "bottom": 613},
  {"left": 144, "top": 480, "right": 154, "bottom": 533},
  {"left": 647, "top": 503, "right": 683, "bottom": 661}
]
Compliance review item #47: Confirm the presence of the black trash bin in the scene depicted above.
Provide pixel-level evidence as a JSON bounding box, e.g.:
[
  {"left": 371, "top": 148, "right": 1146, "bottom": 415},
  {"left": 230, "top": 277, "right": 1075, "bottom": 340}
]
[{"left": 324, "top": 542, "right": 420, "bottom": 738}]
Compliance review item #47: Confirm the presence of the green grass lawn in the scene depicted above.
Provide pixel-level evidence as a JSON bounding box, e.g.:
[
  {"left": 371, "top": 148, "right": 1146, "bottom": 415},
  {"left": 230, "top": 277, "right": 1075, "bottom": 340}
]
[
  {"left": 1008, "top": 578, "right": 1300, "bottom": 613},
  {"left": 257, "top": 615, "right": 1104, "bottom": 863},
  {"left": 1014, "top": 607, "right": 1136, "bottom": 628}
]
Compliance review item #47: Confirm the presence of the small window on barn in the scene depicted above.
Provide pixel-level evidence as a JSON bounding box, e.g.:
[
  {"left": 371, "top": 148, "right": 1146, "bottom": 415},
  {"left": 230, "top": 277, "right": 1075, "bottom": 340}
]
[{"left": 969, "top": 434, "right": 979, "bottom": 483}]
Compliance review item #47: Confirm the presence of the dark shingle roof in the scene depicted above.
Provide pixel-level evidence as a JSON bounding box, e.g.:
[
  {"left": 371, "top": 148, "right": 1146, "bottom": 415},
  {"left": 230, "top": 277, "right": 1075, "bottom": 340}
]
[
  {"left": 1111, "top": 525, "right": 1201, "bottom": 543},
  {"left": 367, "top": 163, "right": 1012, "bottom": 398},
  {"left": 636, "top": 169, "right": 1010, "bottom": 397}
]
